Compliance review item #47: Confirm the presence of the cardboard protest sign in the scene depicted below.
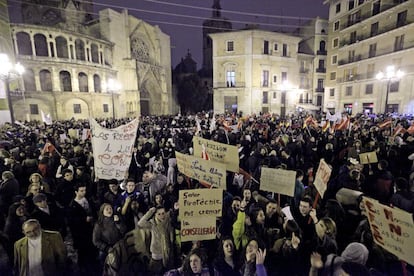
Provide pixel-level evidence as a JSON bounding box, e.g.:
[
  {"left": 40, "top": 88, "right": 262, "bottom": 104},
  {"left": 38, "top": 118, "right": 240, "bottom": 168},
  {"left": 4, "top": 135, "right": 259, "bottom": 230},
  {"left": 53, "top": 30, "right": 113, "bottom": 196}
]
[
  {"left": 192, "top": 136, "right": 239, "bottom": 172},
  {"left": 260, "top": 168, "right": 296, "bottom": 197},
  {"left": 175, "top": 151, "right": 226, "bottom": 188},
  {"left": 313, "top": 159, "right": 332, "bottom": 198},
  {"left": 68, "top": 128, "right": 79, "bottom": 139},
  {"left": 180, "top": 216, "right": 217, "bottom": 242},
  {"left": 90, "top": 118, "right": 139, "bottom": 180},
  {"left": 363, "top": 197, "right": 414, "bottom": 265},
  {"left": 179, "top": 188, "right": 223, "bottom": 218},
  {"left": 359, "top": 151, "right": 378, "bottom": 164}
]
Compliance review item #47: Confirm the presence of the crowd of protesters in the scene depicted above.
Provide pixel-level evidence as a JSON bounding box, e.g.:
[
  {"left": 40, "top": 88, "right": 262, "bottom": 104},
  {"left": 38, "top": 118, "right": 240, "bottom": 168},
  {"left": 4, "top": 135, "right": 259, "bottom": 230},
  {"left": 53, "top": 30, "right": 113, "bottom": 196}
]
[{"left": 0, "top": 111, "right": 413, "bottom": 276}]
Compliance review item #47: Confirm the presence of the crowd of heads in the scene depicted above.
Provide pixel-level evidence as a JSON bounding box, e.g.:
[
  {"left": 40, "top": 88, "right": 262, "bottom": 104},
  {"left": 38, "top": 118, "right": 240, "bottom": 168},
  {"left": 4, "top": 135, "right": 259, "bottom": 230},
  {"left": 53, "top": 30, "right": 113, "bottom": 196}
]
[{"left": 0, "top": 112, "right": 413, "bottom": 275}]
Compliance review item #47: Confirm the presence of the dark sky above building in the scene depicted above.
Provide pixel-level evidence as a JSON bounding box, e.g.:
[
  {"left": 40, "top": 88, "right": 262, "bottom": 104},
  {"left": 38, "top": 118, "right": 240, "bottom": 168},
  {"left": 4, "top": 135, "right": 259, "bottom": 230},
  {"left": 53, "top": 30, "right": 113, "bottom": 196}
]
[{"left": 96, "top": 0, "right": 329, "bottom": 67}]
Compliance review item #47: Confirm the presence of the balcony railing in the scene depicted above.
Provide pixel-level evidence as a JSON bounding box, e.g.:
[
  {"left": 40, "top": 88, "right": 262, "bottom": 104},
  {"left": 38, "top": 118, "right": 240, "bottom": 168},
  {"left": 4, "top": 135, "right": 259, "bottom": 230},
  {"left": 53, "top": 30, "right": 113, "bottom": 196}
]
[
  {"left": 315, "top": 87, "right": 325, "bottom": 93},
  {"left": 339, "top": 20, "right": 413, "bottom": 48},
  {"left": 316, "top": 50, "right": 327, "bottom": 55},
  {"left": 214, "top": 82, "right": 246, "bottom": 88},
  {"left": 299, "top": 68, "right": 309, "bottom": 73},
  {"left": 340, "top": 0, "right": 409, "bottom": 31},
  {"left": 299, "top": 84, "right": 310, "bottom": 89},
  {"left": 298, "top": 99, "right": 313, "bottom": 104},
  {"left": 316, "top": 67, "right": 326, "bottom": 73}
]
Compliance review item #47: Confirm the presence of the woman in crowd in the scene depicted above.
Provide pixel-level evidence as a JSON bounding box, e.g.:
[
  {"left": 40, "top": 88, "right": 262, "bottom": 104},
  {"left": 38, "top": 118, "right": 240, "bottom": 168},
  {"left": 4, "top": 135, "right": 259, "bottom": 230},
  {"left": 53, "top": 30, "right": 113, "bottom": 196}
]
[
  {"left": 28, "top": 172, "right": 50, "bottom": 193},
  {"left": 309, "top": 209, "right": 338, "bottom": 261},
  {"left": 165, "top": 247, "right": 211, "bottom": 276},
  {"left": 3, "top": 202, "right": 27, "bottom": 245},
  {"left": 213, "top": 237, "right": 240, "bottom": 276},
  {"left": 239, "top": 238, "right": 267, "bottom": 276},
  {"left": 93, "top": 203, "right": 127, "bottom": 263}
]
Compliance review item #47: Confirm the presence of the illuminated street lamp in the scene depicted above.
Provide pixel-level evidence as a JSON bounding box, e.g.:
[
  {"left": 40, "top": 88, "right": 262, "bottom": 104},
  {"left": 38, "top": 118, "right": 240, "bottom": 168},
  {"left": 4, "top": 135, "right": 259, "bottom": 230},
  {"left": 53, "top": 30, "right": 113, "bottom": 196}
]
[
  {"left": 280, "top": 81, "right": 296, "bottom": 118},
  {"left": 106, "top": 78, "right": 122, "bottom": 119},
  {"left": 0, "top": 53, "right": 25, "bottom": 124},
  {"left": 376, "top": 65, "right": 404, "bottom": 113}
]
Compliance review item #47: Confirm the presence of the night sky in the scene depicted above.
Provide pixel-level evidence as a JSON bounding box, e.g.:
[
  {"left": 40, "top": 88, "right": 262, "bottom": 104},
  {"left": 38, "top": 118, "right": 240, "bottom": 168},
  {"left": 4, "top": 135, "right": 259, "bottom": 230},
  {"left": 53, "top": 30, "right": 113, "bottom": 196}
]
[{"left": 96, "top": 0, "right": 329, "bottom": 67}]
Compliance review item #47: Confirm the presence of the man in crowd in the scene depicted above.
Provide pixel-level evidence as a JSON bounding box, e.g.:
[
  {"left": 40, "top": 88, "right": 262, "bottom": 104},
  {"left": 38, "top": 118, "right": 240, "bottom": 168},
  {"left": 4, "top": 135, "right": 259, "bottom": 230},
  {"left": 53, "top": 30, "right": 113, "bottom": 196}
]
[{"left": 14, "top": 219, "right": 66, "bottom": 276}]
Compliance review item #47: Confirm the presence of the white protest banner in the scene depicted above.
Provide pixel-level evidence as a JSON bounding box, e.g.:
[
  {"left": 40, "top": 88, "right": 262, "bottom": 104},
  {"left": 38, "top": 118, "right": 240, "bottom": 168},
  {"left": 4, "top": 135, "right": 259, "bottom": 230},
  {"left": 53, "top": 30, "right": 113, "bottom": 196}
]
[
  {"left": 260, "top": 168, "right": 296, "bottom": 197},
  {"left": 192, "top": 136, "right": 239, "bottom": 172},
  {"left": 179, "top": 188, "right": 223, "bottom": 218},
  {"left": 180, "top": 216, "right": 217, "bottom": 242},
  {"left": 313, "top": 159, "right": 332, "bottom": 198},
  {"left": 81, "top": 128, "right": 90, "bottom": 141},
  {"left": 363, "top": 197, "right": 414, "bottom": 265},
  {"left": 359, "top": 151, "right": 378, "bottom": 164},
  {"left": 175, "top": 151, "right": 226, "bottom": 188},
  {"left": 90, "top": 118, "right": 139, "bottom": 180}
]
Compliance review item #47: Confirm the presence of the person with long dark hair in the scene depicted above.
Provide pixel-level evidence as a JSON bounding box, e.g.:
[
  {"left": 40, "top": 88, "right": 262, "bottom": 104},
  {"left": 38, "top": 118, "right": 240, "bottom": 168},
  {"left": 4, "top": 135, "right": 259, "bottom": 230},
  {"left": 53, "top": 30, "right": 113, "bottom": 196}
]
[{"left": 213, "top": 237, "right": 240, "bottom": 276}]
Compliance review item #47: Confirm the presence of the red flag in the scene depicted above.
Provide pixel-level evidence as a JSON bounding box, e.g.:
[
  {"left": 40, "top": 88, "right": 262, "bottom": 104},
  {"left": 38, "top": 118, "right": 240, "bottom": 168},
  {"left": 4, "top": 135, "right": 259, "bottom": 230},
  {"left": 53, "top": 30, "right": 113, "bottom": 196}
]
[
  {"left": 407, "top": 123, "right": 414, "bottom": 135},
  {"left": 335, "top": 116, "right": 350, "bottom": 130},
  {"left": 393, "top": 125, "right": 406, "bottom": 137},
  {"left": 322, "top": 121, "right": 331, "bottom": 132}
]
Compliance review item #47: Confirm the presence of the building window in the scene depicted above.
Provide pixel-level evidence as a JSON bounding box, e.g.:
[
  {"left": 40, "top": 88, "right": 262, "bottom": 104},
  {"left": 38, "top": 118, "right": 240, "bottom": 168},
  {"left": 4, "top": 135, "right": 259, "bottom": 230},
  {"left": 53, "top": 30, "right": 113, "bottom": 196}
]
[
  {"left": 372, "top": 0, "right": 380, "bottom": 16},
  {"left": 274, "top": 43, "right": 278, "bottom": 51},
  {"left": 370, "top": 22, "right": 379, "bottom": 36},
  {"left": 59, "top": 71, "right": 72, "bottom": 92},
  {"left": 273, "top": 75, "right": 277, "bottom": 83},
  {"left": 336, "top": 3, "right": 341, "bottom": 13},
  {"left": 330, "top": 72, "right": 336, "bottom": 80},
  {"left": 29, "top": 104, "right": 39, "bottom": 115},
  {"left": 94, "top": 74, "right": 101, "bottom": 93},
  {"left": 367, "top": 63, "right": 375, "bottom": 78},
  {"left": 55, "top": 36, "right": 68, "bottom": 58},
  {"left": 75, "top": 39, "right": 85, "bottom": 61},
  {"left": 333, "top": 38, "right": 339, "bottom": 48},
  {"left": 16, "top": 32, "right": 33, "bottom": 55},
  {"left": 23, "top": 69, "right": 36, "bottom": 91},
  {"left": 334, "top": 21, "right": 340, "bottom": 31},
  {"left": 34, "top": 34, "right": 48, "bottom": 57},
  {"left": 397, "top": 10, "right": 407, "bottom": 27},
  {"left": 330, "top": 88, "right": 335, "bottom": 97},
  {"left": 103, "top": 104, "right": 109, "bottom": 113},
  {"left": 73, "top": 104, "right": 81, "bottom": 114},
  {"left": 78, "top": 72, "right": 88, "bottom": 92},
  {"left": 332, "top": 55, "right": 337, "bottom": 64},
  {"left": 264, "top": 40, "right": 269, "bottom": 54},
  {"left": 345, "top": 86, "right": 353, "bottom": 96},
  {"left": 226, "top": 70, "right": 235, "bottom": 87},
  {"left": 39, "top": 69, "right": 53, "bottom": 91},
  {"left": 348, "top": 10, "right": 361, "bottom": 25},
  {"left": 348, "top": 50, "right": 355, "bottom": 62},
  {"left": 390, "top": 81, "right": 399, "bottom": 92},
  {"left": 91, "top": 43, "right": 99, "bottom": 63},
  {"left": 282, "top": 44, "right": 288, "bottom": 57},
  {"left": 263, "top": 91, "right": 268, "bottom": 104},
  {"left": 358, "top": 0, "right": 365, "bottom": 5},
  {"left": 394, "top": 35, "right": 404, "bottom": 51},
  {"left": 369, "top": 43, "right": 376, "bottom": 58},
  {"left": 317, "top": 79, "right": 324, "bottom": 89},
  {"left": 262, "top": 70, "right": 269, "bottom": 87},
  {"left": 350, "top": 31, "right": 357, "bottom": 44},
  {"left": 226, "top": 41, "right": 234, "bottom": 51},
  {"left": 348, "top": 0, "right": 355, "bottom": 10},
  {"left": 365, "top": 83, "right": 373, "bottom": 94},
  {"left": 281, "top": 72, "right": 287, "bottom": 82},
  {"left": 273, "top": 92, "right": 277, "bottom": 99}
]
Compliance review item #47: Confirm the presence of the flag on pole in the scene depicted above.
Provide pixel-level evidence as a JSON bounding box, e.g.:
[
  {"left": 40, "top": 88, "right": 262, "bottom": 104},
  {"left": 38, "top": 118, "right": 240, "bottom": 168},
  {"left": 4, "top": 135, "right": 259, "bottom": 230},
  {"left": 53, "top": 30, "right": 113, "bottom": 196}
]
[
  {"left": 378, "top": 118, "right": 392, "bottom": 129},
  {"left": 41, "top": 110, "right": 52, "bottom": 125}
]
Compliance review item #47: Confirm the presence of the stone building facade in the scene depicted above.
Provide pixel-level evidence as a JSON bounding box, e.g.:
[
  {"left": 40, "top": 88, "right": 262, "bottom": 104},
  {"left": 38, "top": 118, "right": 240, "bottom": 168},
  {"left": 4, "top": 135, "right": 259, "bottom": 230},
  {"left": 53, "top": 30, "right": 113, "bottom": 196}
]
[
  {"left": 209, "top": 29, "right": 315, "bottom": 116},
  {"left": 7, "top": 1, "right": 172, "bottom": 121},
  {"left": 324, "top": 0, "right": 414, "bottom": 114}
]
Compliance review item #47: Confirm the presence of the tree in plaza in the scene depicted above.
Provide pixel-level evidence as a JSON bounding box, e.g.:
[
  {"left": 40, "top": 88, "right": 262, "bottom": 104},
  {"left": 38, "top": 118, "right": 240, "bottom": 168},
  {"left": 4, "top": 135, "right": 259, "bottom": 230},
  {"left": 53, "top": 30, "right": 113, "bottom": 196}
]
[{"left": 176, "top": 74, "right": 212, "bottom": 113}]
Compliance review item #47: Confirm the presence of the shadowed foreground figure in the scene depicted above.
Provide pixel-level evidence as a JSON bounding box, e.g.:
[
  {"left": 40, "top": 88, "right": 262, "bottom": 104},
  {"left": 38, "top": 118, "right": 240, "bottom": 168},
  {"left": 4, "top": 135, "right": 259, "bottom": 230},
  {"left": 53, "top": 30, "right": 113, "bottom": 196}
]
[{"left": 14, "top": 218, "right": 67, "bottom": 276}]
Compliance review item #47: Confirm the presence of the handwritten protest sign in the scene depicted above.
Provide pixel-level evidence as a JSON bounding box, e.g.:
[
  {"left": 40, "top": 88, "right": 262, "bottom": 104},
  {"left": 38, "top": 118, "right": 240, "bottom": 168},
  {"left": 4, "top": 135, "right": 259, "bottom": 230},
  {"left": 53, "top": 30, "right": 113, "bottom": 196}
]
[
  {"left": 192, "top": 136, "right": 239, "bottom": 172},
  {"left": 179, "top": 188, "right": 222, "bottom": 241},
  {"left": 68, "top": 128, "right": 79, "bottom": 139},
  {"left": 180, "top": 216, "right": 217, "bottom": 242},
  {"left": 363, "top": 197, "right": 414, "bottom": 265},
  {"left": 175, "top": 152, "right": 226, "bottom": 188},
  {"left": 260, "top": 168, "right": 296, "bottom": 197},
  {"left": 90, "top": 118, "right": 139, "bottom": 180},
  {"left": 359, "top": 151, "right": 378, "bottom": 164},
  {"left": 313, "top": 159, "right": 332, "bottom": 198}
]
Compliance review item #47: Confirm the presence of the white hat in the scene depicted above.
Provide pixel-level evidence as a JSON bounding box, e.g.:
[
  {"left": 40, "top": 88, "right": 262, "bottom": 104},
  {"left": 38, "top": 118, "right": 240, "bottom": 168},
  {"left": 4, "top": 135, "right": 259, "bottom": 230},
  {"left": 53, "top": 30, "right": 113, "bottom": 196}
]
[{"left": 348, "top": 157, "right": 359, "bottom": 165}]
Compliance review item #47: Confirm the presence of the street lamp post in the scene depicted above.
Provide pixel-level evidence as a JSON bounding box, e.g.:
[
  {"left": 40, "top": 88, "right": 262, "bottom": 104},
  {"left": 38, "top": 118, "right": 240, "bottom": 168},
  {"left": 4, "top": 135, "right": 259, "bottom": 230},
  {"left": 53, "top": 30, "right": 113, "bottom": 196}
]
[
  {"left": 376, "top": 66, "right": 404, "bottom": 114},
  {"left": 106, "top": 78, "right": 121, "bottom": 119},
  {"left": 0, "top": 53, "right": 25, "bottom": 124}
]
